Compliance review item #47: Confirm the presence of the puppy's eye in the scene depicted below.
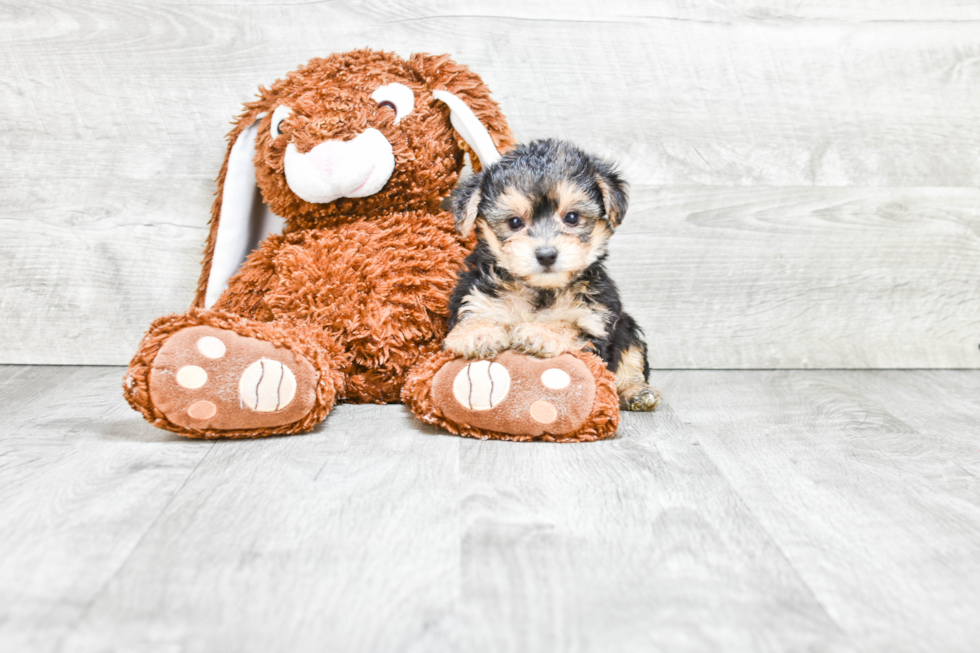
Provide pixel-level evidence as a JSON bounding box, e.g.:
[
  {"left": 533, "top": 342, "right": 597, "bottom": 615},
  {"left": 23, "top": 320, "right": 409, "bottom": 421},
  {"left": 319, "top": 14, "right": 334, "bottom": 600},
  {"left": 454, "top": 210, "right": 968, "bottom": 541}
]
[
  {"left": 508, "top": 217, "right": 525, "bottom": 231},
  {"left": 270, "top": 105, "right": 293, "bottom": 139},
  {"left": 563, "top": 212, "right": 580, "bottom": 226},
  {"left": 371, "top": 83, "right": 415, "bottom": 124}
]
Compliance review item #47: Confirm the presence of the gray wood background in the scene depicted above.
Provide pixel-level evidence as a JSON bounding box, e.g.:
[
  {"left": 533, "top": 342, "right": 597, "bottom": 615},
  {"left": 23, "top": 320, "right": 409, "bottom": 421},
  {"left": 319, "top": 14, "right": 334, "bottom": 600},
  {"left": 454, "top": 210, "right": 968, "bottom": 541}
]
[{"left": 2, "top": 0, "right": 979, "bottom": 367}]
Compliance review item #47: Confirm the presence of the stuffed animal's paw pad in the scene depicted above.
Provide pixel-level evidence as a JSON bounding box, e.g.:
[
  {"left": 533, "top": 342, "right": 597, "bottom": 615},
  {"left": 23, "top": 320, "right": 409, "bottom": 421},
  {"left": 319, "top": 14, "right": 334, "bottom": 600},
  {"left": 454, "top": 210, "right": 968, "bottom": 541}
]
[
  {"left": 451, "top": 360, "right": 511, "bottom": 410},
  {"left": 239, "top": 359, "right": 298, "bottom": 411}
]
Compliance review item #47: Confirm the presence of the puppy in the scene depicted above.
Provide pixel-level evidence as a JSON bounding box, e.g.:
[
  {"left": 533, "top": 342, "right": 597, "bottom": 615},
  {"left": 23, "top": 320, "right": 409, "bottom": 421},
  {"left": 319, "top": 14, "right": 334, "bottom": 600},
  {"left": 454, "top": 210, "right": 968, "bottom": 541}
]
[{"left": 444, "top": 139, "right": 660, "bottom": 411}]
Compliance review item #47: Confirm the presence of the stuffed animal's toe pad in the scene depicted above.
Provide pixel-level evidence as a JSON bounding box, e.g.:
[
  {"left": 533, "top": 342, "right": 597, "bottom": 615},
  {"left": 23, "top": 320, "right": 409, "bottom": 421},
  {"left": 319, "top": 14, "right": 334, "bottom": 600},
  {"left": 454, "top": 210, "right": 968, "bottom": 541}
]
[
  {"left": 149, "top": 326, "right": 317, "bottom": 431},
  {"left": 432, "top": 351, "right": 596, "bottom": 437}
]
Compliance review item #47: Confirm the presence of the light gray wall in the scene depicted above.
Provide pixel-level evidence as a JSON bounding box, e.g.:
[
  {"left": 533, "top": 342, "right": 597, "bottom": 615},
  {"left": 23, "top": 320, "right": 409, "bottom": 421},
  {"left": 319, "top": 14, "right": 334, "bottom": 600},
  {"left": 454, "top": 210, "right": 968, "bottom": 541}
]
[{"left": 2, "top": 1, "right": 978, "bottom": 367}]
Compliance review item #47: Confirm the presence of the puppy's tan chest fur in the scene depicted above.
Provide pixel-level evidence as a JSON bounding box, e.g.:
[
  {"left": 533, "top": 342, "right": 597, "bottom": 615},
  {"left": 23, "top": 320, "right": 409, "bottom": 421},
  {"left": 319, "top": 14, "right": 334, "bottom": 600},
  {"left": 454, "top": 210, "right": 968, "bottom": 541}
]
[{"left": 460, "top": 280, "right": 609, "bottom": 338}]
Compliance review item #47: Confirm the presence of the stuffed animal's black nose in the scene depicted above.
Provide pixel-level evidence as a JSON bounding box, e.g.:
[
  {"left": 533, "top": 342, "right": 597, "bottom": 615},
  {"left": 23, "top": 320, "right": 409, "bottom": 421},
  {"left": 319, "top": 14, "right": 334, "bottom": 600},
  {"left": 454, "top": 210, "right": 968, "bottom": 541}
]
[{"left": 535, "top": 247, "right": 558, "bottom": 267}]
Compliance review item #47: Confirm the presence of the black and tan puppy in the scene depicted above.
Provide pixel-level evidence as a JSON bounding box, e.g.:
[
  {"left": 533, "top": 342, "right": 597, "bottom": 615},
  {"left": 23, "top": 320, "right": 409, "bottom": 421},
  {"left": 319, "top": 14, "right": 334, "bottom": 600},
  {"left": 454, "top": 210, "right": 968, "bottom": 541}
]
[{"left": 444, "top": 138, "right": 660, "bottom": 411}]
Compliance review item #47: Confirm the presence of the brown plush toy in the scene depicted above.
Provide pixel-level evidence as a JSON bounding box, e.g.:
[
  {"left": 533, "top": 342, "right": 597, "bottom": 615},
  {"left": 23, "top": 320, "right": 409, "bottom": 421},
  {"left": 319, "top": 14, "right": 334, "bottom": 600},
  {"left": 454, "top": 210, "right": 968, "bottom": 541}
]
[{"left": 124, "top": 49, "right": 620, "bottom": 442}]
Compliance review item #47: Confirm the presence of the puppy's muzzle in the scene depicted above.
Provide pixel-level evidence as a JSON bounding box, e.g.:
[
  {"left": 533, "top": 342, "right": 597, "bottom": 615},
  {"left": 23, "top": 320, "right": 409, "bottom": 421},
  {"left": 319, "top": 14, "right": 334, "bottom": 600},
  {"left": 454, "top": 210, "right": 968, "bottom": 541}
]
[{"left": 283, "top": 128, "right": 395, "bottom": 204}]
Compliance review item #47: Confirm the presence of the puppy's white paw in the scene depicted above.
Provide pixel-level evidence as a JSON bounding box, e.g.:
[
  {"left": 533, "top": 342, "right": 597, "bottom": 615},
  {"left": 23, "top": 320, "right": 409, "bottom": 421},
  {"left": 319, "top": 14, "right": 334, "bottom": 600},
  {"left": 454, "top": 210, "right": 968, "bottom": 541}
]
[
  {"left": 444, "top": 321, "right": 510, "bottom": 359},
  {"left": 510, "top": 323, "right": 576, "bottom": 358}
]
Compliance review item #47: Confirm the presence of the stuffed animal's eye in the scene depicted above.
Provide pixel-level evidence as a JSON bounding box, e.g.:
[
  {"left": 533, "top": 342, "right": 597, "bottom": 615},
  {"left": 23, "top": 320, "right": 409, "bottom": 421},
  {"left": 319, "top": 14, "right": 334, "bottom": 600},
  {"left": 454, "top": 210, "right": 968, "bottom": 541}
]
[
  {"left": 563, "top": 212, "right": 580, "bottom": 226},
  {"left": 371, "top": 83, "right": 414, "bottom": 124},
  {"left": 508, "top": 217, "right": 525, "bottom": 231},
  {"left": 270, "top": 105, "right": 293, "bottom": 139}
]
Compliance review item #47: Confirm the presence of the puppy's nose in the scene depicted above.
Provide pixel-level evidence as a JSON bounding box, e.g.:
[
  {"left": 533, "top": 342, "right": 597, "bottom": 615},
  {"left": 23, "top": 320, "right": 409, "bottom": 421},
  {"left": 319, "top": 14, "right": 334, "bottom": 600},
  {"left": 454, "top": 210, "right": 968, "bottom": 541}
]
[{"left": 535, "top": 247, "right": 559, "bottom": 267}]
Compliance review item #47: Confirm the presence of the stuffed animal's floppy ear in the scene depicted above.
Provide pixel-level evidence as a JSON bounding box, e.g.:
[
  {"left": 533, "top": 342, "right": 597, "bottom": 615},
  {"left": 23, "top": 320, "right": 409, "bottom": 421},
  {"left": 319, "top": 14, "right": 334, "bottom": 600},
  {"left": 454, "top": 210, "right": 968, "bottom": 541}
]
[
  {"left": 411, "top": 53, "right": 516, "bottom": 172},
  {"left": 450, "top": 172, "right": 484, "bottom": 238},
  {"left": 193, "top": 112, "right": 286, "bottom": 309},
  {"left": 595, "top": 165, "right": 629, "bottom": 228}
]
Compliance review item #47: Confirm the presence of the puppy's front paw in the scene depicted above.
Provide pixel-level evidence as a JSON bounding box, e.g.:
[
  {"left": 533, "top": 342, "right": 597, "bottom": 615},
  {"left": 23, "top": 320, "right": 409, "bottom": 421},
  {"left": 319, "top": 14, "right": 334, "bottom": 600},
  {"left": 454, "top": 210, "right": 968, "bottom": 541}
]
[
  {"left": 510, "top": 323, "right": 576, "bottom": 358},
  {"left": 444, "top": 321, "right": 510, "bottom": 359},
  {"left": 622, "top": 386, "right": 662, "bottom": 412}
]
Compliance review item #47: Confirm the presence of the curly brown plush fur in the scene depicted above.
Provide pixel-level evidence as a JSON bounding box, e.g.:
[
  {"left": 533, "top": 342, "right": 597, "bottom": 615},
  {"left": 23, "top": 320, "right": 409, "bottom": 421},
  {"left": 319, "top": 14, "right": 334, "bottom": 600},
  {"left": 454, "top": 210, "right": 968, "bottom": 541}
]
[{"left": 213, "top": 211, "right": 465, "bottom": 402}]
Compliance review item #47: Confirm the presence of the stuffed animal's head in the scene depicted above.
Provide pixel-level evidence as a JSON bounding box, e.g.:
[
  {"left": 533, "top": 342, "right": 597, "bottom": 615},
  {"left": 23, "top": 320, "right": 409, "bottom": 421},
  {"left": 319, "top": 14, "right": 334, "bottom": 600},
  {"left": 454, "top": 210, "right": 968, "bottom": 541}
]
[
  {"left": 248, "top": 50, "right": 513, "bottom": 225},
  {"left": 198, "top": 50, "right": 514, "bottom": 307}
]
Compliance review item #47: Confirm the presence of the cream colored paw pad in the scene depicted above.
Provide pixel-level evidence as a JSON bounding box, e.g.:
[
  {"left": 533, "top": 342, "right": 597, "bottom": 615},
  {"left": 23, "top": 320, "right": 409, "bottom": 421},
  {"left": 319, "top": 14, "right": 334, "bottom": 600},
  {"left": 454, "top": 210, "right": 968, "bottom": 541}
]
[
  {"left": 176, "top": 365, "right": 208, "bottom": 389},
  {"left": 197, "top": 336, "right": 226, "bottom": 359},
  {"left": 529, "top": 400, "right": 558, "bottom": 424},
  {"left": 187, "top": 400, "right": 217, "bottom": 420},
  {"left": 452, "top": 360, "right": 510, "bottom": 411},
  {"left": 239, "top": 359, "right": 297, "bottom": 412},
  {"left": 540, "top": 368, "right": 571, "bottom": 389}
]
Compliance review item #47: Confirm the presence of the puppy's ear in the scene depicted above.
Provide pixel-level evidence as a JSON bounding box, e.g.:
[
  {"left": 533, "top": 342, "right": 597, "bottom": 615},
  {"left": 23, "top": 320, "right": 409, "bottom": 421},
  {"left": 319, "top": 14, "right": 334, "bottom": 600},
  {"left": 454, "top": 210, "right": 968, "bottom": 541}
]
[
  {"left": 450, "top": 173, "right": 484, "bottom": 238},
  {"left": 595, "top": 164, "right": 629, "bottom": 228}
]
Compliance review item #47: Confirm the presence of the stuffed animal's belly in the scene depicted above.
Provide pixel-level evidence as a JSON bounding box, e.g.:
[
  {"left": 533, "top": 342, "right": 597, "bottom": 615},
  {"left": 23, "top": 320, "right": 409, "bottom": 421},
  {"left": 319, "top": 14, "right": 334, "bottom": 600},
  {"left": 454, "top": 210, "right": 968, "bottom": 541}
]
[{"left": 266, "top": 218, "right": 467, "bottom": 402}]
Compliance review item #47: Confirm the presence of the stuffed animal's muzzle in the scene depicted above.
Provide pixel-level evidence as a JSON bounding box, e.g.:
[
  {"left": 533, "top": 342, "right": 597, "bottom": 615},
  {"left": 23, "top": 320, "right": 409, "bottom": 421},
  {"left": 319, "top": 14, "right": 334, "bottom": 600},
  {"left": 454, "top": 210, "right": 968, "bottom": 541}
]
[{"left": 283, "top": 128, "right": 395, "bottom": 204}]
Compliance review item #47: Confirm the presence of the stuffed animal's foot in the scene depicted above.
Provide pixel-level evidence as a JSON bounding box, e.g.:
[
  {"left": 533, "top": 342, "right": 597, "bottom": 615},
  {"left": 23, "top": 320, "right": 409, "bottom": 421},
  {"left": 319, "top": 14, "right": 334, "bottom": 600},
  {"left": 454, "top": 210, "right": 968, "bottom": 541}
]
[
  {"left": 147, "top": 326, "right": 319, "bottom": 433},
  {"left": 404, "top": 349, "right": 621, "bottom": 442},
  {"left": 425, "top": 350, "right": 607, "bottom": 439}
]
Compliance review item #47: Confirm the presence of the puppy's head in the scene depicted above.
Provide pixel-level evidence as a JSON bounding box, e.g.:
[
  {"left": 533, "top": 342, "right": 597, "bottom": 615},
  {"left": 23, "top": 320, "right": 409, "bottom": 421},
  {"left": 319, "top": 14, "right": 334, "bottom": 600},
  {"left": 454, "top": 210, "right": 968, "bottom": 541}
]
[{"left": 451, "top": 139, "right": 628, "bottom": 288}]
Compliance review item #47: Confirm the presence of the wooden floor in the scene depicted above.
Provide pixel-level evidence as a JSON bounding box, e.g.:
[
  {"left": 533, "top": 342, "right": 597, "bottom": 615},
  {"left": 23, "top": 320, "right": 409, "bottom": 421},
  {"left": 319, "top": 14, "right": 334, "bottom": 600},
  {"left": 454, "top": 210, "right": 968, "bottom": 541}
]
[{"left": 1, "top": 366, "right": 978, "bottom": 653}]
